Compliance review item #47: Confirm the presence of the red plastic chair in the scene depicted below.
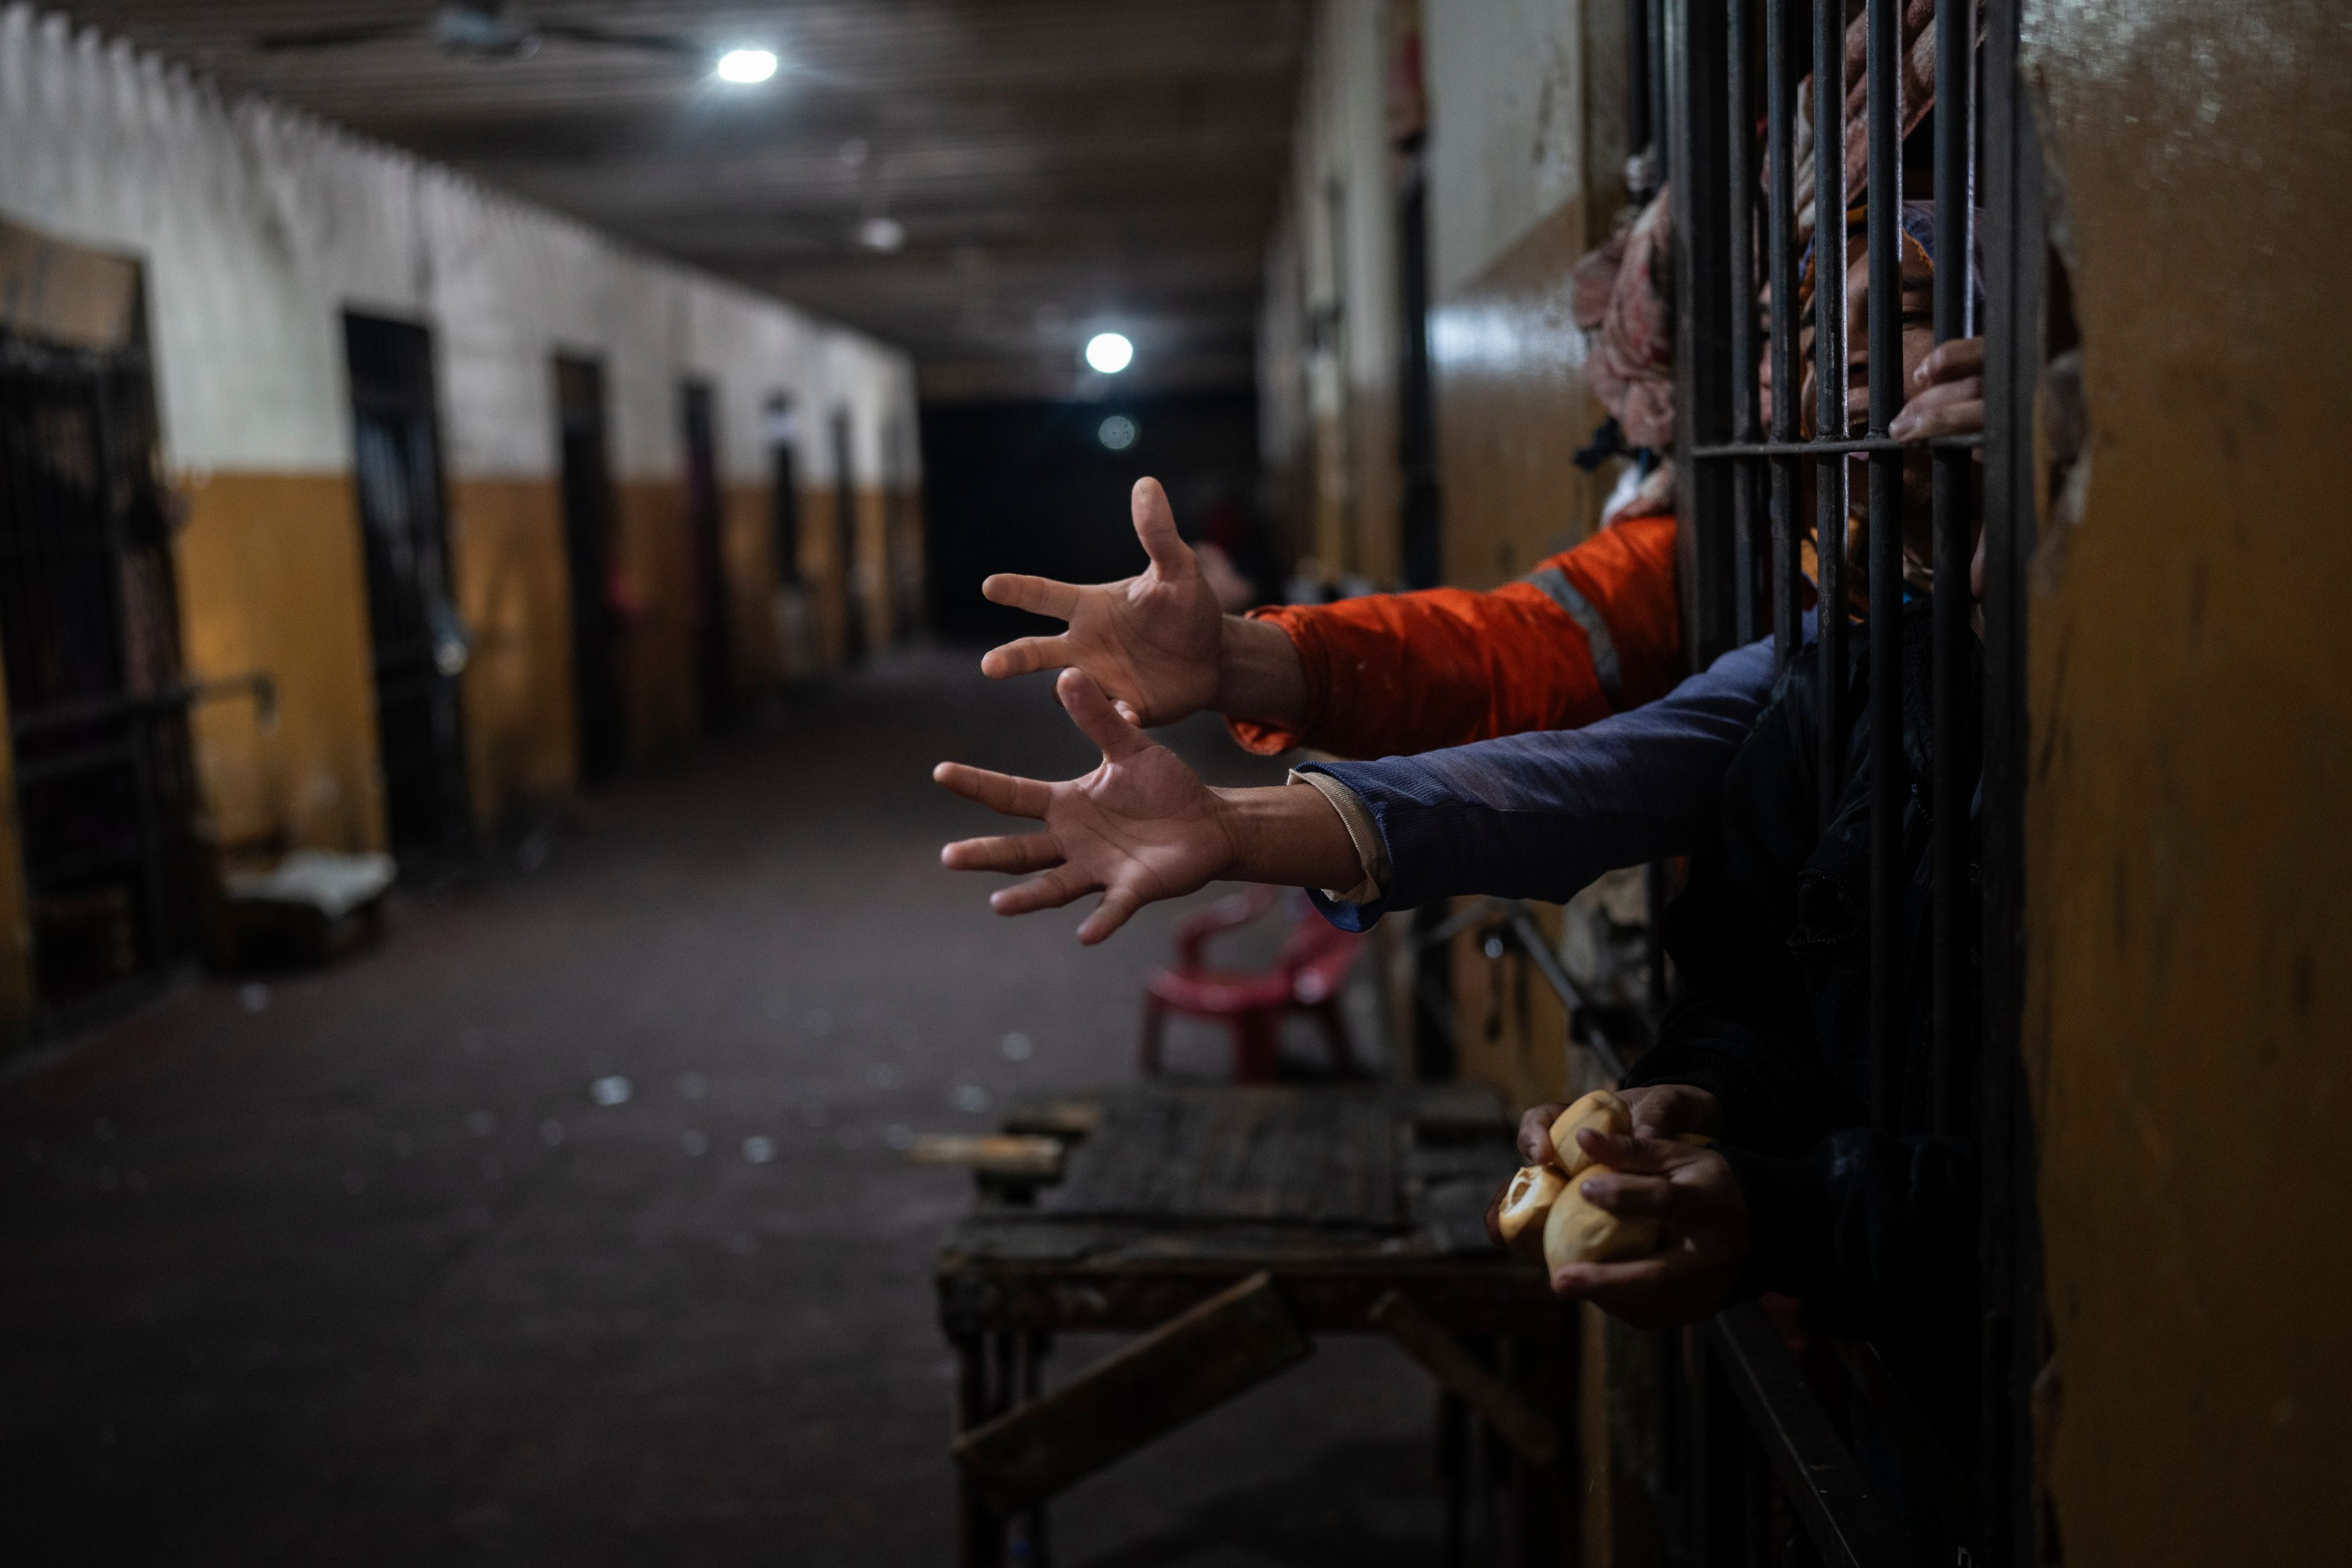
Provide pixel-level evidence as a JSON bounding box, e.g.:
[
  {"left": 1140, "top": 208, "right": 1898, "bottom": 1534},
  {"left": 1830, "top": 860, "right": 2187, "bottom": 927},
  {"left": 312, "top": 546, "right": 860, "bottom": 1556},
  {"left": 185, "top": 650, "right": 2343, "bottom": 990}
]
[{"left": 1138, "top": 888, "right": 1365, "bottom": 1082}]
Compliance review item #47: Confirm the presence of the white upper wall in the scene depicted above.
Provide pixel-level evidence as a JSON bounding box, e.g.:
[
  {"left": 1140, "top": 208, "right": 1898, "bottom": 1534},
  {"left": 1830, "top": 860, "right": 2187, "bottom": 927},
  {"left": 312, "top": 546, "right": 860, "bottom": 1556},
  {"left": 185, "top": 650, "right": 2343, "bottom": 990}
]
[
  {"left": 0, "top": 5, "right": 915, "bottom": 486},
  {"left": 1288, "top": 0, "right": 1398, "bottom": 405},
  {"left": 1422, "top": 0, "right": 1589, "bottom": 298}
]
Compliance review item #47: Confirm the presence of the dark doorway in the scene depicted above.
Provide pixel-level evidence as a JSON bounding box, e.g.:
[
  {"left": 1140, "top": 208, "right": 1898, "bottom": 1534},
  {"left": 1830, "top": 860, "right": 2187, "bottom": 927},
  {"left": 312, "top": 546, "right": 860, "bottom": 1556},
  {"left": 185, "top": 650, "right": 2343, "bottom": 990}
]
[
  {"left": 555, "top": 355, "right": 626, "bottom": 786},
  {"left": 831, "top": 409, "right": 865, "bottom": 662},
  {"left": 764, "top": 394, "right": 816, "bottom": 682},
  {"left": 1395, "top": 149, "right": 1441, "bottom": 593},
  {"left": 919, "top": 391, "right": 1266, "bottom": 643},
  {"left": 342, "top": 313, "right": 469, "bottom": 859},
  {"left": 0, "top": 325, "right": 201, "bottom": 1022},
  {"left": 680, "top": 380, "right": 729, "bottom": 733},
  {"left": 769, "top": 403, "right": 802, "bottom": 589}
]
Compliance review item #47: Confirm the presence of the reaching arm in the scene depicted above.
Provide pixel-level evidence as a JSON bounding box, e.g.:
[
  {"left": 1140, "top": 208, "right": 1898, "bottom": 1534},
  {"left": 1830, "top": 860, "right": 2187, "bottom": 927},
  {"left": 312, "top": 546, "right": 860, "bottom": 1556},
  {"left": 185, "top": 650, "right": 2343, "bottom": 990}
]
[
  {"left": 978, "top": 478, "right": 1684, "bottom": 758},
  {"left": 934, "top": 668, "right": 1360, "bottom": 944},
  {"left": 1295, "top": 630, "right": 1790, "bottom": 930},
  {"left": 979, "top": 478, "right": 1311, "bottom": 732},
  {"left": 1232, "top": 513, "right": 1684, "bottom": 758}
]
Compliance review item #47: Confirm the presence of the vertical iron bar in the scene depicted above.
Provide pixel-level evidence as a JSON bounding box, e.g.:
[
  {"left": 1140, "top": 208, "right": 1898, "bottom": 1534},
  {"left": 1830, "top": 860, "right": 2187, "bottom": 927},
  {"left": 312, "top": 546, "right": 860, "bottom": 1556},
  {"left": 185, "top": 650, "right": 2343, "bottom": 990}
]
[
  {"left": 1863, "top": 0, "right": 1905, "bottom": 1137},
  {"left": 1978, "top": 1, "right": 2044, "bottom": 1562},
  {"left": 1727, "top": 0, "right": 1761, "bottom": 648},
  {"left": 1766, "top": 0, "right": 1803, "bottom": 671},
  {"left": 1626, "top": 0, "right": 1654, "bottom": 161},
  {"left": 1648, "top": 0, "right": 1670, "bottom": 169},
  {"left": 1931, "top": 0, "right": 1981, "bottom": 1145},
  {"left": 1670, "top": 0, "right": 1736, "bottom": 671},
  {"left": 1813, "top": 0, "right": 1849, "bottom": 830}
]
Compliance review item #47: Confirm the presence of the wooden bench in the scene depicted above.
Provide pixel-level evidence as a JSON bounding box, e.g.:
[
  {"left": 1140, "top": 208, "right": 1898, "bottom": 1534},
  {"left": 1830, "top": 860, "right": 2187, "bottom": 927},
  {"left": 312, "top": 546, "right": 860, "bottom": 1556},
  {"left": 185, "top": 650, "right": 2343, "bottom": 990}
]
[{"left": 933, "top": 1082, "right": 1572, "bottom": 1565}]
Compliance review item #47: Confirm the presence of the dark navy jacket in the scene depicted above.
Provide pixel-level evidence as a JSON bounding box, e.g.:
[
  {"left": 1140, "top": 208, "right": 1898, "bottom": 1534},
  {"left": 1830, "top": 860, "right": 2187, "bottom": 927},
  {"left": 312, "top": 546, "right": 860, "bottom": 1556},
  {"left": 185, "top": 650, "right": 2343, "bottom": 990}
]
[{"left": 1630, "top": 603, "right": 1983, "bottom": 1448}]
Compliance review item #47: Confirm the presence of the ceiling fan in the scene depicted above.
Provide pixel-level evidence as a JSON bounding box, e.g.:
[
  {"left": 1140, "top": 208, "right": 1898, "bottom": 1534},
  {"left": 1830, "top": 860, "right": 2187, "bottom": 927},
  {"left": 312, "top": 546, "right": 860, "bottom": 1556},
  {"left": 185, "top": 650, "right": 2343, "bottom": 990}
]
[{"left": 255, "top": 3, "right": 700, "bottom": 62}]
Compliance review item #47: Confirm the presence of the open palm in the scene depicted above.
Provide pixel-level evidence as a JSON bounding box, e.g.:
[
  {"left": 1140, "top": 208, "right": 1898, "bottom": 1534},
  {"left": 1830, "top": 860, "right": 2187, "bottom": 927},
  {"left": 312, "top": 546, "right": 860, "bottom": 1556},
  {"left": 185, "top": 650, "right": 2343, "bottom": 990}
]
[
  {"left": 978, "top": 478, "right": 1223, "bottom": 727},
  {"left": 933, "top": 668, "right": 1235, "bottom": 944}
]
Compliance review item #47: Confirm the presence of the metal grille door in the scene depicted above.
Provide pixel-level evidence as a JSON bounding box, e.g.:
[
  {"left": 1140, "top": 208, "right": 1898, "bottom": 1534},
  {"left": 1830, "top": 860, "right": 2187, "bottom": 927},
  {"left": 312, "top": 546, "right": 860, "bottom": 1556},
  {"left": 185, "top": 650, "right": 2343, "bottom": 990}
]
[
  {"left": 0, "top": 330, "right": 198, "bottom": 1019},
  {"left": 344, "top": 312, "right": 469, "bottom": 858}
]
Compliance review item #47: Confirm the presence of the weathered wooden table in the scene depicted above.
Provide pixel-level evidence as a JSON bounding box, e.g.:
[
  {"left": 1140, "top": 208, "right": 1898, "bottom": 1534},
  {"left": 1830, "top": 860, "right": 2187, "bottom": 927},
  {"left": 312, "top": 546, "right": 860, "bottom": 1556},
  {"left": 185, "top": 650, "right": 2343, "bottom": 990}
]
[{"left": 935, "top": 1083, "right": 1571, "bottom": 1566}]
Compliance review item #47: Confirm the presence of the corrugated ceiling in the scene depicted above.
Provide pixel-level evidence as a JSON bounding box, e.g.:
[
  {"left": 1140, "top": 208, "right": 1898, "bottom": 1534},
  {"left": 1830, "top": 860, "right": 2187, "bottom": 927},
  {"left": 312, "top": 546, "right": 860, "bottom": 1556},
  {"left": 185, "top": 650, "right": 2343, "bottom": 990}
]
[{"left": 45, "top": 2, "right": 1310, "bottom": 401}]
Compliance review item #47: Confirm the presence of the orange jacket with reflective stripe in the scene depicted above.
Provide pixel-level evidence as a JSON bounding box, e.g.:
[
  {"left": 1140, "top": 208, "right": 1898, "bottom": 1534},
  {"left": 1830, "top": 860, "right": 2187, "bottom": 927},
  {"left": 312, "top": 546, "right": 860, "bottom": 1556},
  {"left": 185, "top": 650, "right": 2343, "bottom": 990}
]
[{"left": 1228, "top": 514, "right": 1682, "bottom": 759}]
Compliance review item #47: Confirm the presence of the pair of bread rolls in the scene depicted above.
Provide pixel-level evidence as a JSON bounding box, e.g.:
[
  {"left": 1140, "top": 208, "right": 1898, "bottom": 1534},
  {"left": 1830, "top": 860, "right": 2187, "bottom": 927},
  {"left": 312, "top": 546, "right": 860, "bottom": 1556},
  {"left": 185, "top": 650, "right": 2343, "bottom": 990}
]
[{"left": 1494, "top": 1088, "right": 1662, "bottom": 1269}]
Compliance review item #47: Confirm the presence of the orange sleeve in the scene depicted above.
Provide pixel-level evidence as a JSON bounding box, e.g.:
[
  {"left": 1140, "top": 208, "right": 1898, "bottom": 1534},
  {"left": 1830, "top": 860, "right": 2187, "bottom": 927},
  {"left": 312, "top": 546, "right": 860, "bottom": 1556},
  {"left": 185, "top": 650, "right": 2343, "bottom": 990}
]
[{"left": 1227, "top": 515, "right": 1682, "bottom": 758}]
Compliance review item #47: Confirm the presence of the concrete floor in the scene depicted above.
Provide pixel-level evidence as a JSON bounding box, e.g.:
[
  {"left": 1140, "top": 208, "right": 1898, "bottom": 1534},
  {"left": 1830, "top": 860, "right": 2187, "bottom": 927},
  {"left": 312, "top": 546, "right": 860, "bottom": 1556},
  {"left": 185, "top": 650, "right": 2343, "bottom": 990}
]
[{"left": 0, "top": 647, "right": 1448, "bottom": 1566}]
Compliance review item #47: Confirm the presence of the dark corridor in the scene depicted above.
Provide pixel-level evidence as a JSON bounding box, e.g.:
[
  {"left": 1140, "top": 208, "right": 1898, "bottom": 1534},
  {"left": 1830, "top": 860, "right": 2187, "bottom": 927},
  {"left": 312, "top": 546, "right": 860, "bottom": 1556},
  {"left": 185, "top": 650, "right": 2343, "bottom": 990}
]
[{"left": 0, "top": 650, "right": 1445, "bottom": 1566}]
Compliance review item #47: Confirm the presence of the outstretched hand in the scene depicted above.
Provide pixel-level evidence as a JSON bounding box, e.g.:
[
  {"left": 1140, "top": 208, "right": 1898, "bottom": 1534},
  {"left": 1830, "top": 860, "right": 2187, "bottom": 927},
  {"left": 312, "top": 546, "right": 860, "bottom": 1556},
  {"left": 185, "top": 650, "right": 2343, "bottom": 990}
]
[
  {"left": 933, "top": 668, "right": 1237, "bottom": 944},
  {"left": 979, "top": 478, "right": 1224, "bottom": 728}
]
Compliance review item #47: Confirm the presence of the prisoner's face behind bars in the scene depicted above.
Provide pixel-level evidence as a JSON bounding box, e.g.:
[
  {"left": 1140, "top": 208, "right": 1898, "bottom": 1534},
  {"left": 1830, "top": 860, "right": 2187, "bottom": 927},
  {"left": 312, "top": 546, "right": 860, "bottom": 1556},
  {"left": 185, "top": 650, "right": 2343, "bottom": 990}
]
[{"left": 1761, "top": 230, "right": 1982, "bottom": 611}]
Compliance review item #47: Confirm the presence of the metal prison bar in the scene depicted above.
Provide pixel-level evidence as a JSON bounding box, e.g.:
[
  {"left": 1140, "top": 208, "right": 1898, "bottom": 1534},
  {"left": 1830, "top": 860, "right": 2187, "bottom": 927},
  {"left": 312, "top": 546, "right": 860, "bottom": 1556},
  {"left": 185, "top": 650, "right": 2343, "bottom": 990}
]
[
  {"left": 1651, "top": 0, "right": 2043, "bottom": 1564},
  {"left": 1411, "top": 6, "right": 2041, "bottom": 1561}
]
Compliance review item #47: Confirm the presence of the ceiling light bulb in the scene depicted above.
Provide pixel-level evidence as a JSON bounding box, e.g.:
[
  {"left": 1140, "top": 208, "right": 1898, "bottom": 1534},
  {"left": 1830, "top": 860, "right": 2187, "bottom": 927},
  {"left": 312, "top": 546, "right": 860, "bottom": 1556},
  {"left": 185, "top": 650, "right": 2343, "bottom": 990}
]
[
  {"left": 715, "top": 48, "right": 778, "bottom": 85},
  {"left": 857, "top": 217, "right": 907, "bottom": 253},
  {"left": 1085, "top": 333, "right": 1134, "bottom": 374}
]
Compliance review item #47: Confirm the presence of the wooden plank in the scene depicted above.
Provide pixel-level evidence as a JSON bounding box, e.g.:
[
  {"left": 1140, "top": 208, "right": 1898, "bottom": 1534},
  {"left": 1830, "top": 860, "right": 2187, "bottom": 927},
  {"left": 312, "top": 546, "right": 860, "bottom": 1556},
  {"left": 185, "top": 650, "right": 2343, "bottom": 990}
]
[
  {"left": 1000, "top": 1099, "right": 1103, "bottom": 1141},
  {"left": 1047, "top": 1087, "right": 1400, "bottom": 1229},
  {"left": 1369, "top": 1290, "right": 1562, "bottom": 1466},
  {"left": 937, "top": 1243, "right": 1565, "bottom": 1340},
  {"left": 909, "top": 1134, "right": 1065, "bottom": 1182},
  {"left": 950, "top": 1270, "right": 1313, "bottom": 1515}
]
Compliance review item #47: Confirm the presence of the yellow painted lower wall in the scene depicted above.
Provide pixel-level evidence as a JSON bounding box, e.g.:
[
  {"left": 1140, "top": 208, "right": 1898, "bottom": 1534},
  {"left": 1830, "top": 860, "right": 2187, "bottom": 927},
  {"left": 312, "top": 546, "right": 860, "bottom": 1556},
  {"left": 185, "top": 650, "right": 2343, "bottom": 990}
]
[
  {"left": 1430, "top": 200, "right": 1612, "bottom": 589},
  {"left": 448, "top": 477, "right": 577, "bottom": 824},
  {"left": 798, "top": 484, "right": 849, "bottom": 669},
  {"left": 856, "top": 485, "right": 892, "bottom": 649},
  {"left": 2025, "top": 6, "right": 2352, "bottom": 1559},
  {"left": 173, "top": 471, "right": 384, "bottom": 855},
  {"left": 0, "top": 458, "right": 892, "bottom": 1028},
  {"left": 892, "top": 485, "right": 928, "bottom": 638},
  {"left": 722, "top": 481, "right": 784, "bottom": 691}
]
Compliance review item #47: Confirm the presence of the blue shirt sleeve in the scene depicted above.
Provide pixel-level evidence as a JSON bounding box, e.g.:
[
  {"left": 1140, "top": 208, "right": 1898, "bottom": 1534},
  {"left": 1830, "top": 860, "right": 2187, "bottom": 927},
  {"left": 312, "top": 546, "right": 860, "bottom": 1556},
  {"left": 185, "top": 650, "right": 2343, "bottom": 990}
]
[{"left": 1295, "top": 631, "right": 1789, "bottom": 931}]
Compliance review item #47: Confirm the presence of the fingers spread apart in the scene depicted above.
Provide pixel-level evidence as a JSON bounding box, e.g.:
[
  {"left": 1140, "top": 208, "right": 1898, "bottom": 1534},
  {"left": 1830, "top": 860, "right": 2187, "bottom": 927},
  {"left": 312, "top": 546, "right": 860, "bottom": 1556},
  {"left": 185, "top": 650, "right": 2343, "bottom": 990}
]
[
  {"left": 981, "top": 573, "right": 1082, "bottom": 622},
  {"left": 932, "top": 761, "right": 1052, "bottom": 820},
  {"left": 1130, "top": 478, "right": 1196, "bottom": 575},
  {"left": 941, "top": 832, "right": 1062, "bottom": 875},
  {"left": 980, "top": 631, "right": 1073, "bottom": 681},
  {"left": 990, "top": 866, "right": 1096, "bottom": 918},
  {"left": 1076, "top": 886, "right": 1145, "bottom": 946}
]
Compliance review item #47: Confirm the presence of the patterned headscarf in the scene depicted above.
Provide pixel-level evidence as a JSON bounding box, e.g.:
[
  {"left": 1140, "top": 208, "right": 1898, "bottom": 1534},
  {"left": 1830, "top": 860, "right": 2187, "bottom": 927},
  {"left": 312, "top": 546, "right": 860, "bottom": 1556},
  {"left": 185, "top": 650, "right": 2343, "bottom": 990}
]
[
  {"left": 1570, "top": 189, "right": 1676, "bottom": 451},
  {"left": 1791, "top": 0, "right": 1970, "bottom": 246}
]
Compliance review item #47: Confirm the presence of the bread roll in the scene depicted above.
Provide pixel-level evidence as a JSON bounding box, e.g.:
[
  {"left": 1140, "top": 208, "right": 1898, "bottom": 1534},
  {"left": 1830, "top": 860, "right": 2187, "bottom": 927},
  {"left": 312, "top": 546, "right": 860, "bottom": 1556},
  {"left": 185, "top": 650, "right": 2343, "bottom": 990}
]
[
  {"left": 1496, "top": 1163, "right": 1567, "bottom": 1260},
  {"left": 1547, "top": 1088, "right": 1634, "bottom": 1175},
  {"left": 1542, "top": 1166, "right": 1662, "bottom": 1268}
]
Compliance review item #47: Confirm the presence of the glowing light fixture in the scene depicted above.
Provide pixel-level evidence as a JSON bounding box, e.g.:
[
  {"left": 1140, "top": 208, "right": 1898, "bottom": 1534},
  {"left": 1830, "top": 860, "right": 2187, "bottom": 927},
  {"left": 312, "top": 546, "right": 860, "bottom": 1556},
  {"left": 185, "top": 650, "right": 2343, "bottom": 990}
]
[
  {"left": 715, "top": 48, "right": 778, "bottom": 84},
  {"left": 856, "top": 216, "right": 907, "bottom": 253},
  {"left": 1084, "top": 332, "right": 1134, "bottom": 374}
]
